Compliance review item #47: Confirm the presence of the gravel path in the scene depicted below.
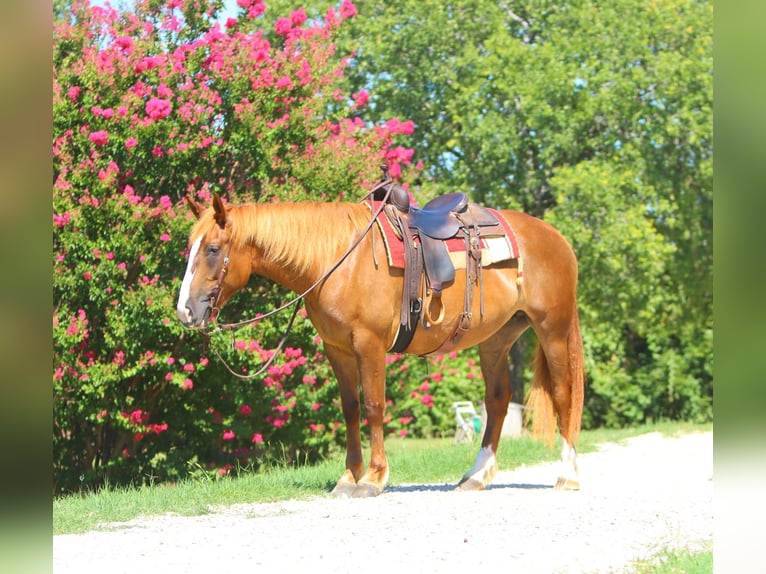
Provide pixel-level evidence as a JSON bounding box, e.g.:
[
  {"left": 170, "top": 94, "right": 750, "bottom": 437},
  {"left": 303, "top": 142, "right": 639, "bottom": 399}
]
[{"left": 54, "top": 431, "right": 713, "bottom": 574}]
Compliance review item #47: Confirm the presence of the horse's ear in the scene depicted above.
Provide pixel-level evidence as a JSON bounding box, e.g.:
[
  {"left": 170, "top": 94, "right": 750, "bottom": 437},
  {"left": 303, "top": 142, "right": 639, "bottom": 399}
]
[
  {"left": 212, "top": 193, "right": 227, "bottom": 228},
  {"left": 186, "top": 195, "right": 203, "bottom": 219}
]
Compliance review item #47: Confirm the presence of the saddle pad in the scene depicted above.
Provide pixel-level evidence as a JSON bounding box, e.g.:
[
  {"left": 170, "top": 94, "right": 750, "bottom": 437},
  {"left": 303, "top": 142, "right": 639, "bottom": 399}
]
[{"left": 372, "top": 203, "right": 520, "bottom": 271}]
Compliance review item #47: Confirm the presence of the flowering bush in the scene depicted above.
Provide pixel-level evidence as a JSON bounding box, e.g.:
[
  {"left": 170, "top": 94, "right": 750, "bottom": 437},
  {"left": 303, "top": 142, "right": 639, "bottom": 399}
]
[
  {"left": 53, "top": 0, "right": 470, "bottom": 493},
  {"left": 381, "top": 351, "right": 486, "bottom": 439}
]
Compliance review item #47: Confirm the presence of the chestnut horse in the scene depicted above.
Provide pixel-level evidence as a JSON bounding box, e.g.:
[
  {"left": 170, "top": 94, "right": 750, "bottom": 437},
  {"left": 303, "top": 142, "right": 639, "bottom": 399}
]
[{"left": 176, "top": 193, "right": 584, "bottom": 497}]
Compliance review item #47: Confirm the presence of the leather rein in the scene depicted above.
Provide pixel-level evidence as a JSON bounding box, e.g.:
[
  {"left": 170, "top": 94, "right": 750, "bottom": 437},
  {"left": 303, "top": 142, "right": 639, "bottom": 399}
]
[{"left": 204, "top": 177, "right": 395, "bottom": 380}]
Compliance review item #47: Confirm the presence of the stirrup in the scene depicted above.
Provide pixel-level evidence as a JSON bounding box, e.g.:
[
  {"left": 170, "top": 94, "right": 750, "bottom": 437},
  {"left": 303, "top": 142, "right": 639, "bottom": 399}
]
[{"left": 423, "top": 290, "right": 446, "bottom": 326}]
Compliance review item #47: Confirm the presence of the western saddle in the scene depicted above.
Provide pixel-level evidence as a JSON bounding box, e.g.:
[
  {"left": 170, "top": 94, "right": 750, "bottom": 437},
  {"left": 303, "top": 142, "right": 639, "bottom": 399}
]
[{"left": 364, "top": 166, "right": 509, "bottom": 354}]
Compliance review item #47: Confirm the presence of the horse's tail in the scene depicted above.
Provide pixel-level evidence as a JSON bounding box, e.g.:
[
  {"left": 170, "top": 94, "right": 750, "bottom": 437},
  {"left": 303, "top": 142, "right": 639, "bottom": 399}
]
[{"left": 525, "top": 305, "right": 585, "bottom": 448}]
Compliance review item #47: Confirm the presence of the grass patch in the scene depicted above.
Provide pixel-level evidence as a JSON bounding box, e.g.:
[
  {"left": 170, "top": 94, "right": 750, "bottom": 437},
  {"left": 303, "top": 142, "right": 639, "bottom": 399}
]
[
  {"left": 54, "top": 422, "right": 711, "bottom": 535},
  {"left": 626, "top": 544, "right": 713, "bottom": 573}
]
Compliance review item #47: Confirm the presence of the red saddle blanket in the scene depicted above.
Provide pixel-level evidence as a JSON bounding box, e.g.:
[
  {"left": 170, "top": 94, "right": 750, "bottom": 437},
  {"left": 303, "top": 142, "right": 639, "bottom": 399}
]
[{"left": 373, "top": 204, "right": 521, "bottom": 270}]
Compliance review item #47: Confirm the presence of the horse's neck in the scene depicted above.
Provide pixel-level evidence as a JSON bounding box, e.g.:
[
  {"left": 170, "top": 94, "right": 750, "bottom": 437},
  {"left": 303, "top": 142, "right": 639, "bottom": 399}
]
[{"left": 241, "top": 202, "right": 364, "bottom": 291}]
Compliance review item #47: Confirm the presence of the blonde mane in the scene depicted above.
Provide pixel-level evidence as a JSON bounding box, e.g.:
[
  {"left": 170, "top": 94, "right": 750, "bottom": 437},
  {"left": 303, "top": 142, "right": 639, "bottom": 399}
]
[{"left": 190, "top": 201, "right": 373, "bottom": 275}]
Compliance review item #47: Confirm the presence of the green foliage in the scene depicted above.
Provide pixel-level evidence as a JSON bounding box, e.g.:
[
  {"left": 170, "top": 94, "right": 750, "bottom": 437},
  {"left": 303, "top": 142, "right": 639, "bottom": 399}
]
[{"left": 321, "top": 0, "right": 713, "bottom": 427}]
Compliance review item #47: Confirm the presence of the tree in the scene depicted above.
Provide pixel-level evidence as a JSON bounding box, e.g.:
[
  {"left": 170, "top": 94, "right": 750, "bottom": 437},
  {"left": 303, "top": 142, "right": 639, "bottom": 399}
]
[{"left": 268, "top": 0, "right": 713, "bottom": 425}]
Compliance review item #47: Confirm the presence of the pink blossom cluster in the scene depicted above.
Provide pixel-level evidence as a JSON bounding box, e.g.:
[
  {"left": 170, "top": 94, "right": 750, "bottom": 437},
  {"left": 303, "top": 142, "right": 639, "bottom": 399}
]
[{"left": 52, "top": 0, "right": 422, "bottom": 490}]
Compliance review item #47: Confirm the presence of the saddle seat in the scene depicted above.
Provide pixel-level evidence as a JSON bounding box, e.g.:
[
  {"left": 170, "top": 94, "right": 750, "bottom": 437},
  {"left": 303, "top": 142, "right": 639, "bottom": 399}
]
[{"left": 407, "top": 192, "right": 468, "bottom": 239}]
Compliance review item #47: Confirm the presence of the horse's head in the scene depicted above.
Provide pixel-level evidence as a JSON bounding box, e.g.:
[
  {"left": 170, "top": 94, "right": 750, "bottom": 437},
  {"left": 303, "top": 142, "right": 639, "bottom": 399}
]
[{"left": 176, "top": 193, "right": 251, "bottom": 328}]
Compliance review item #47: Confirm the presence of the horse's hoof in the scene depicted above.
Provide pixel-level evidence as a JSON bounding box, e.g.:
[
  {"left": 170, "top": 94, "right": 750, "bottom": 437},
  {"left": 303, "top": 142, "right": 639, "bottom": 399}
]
[
  {"left": 554, "top": 477, "right": 580, "bottom": 491},
  {"left": 351, "top": 483, "right": 383, "bottom": 498},
  {"left": 455, "top": 477, "right": 485, "bottom": 492},
  {"left": 331, "top": 482, "right": 357, "bottom": 498}
]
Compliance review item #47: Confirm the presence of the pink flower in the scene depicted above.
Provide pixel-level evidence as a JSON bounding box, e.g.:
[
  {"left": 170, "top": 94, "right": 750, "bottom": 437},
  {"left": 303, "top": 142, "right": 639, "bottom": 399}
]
[
  {"left": 53, "top": 212, "right": 71, "bottom": 227},
  {"left": 159, "top": 233, "right": 171, "bottom": 242},
  {"left": 182, "top": 378, "right": 193, "bottom": 390},
  {"left": 113, "top": 36, "right": 134, "bottom": 53},
  {"left": 352, "top": 89, "right": 369, "bottom": 107},
  {"left": 83, "top": 271, "right": 92, "bottom": 280},
  {"left": 129, "top": 409, "right": 149, "bottom": 425},
  {"left": 384, "top": 118, "right": 415, "bottom": 136},
  {"left": 275, "top": 76, "right": 293, "bottom": 91},
  {"left": 222, "top": 430, "right": 236, "bottom": 441},
  {"left": 225, "top": 17, "right": 237, "bottom": 29},
  {"left": 248, "top": 4, "right": 266, "bottom": 18},
  {"left": 275, "top": 16, "right": 292, "bottom": 36},
  {"left": 125, "top": 136, "right": 138, "bottom": 149},
  {"left": 251, "top": 432, "right": 263, "bottom": 445},
  {"left": 340, "top": 0, "right": 357, "bottom": 19},
  {"left": 311, "top": 403, "right": 322, "bottom": 411},
  {"left": 145, "top": 98, "right": 172, "bottom": 120},
  {"left": 421, "top": 394, "right": 435, "bottom": 408},
  {"left": 239, "top": 405, "right": 252, "bottom": 415},
  {"left": 89, "top": 130, "right": 109, "bottom": 146},
  {"left": 290, "top": 8, "right": 307, "bottom": 26},
  {"left": 183, "top": 363, "right": 194, "bottom": 372},
  {"left": 67, "top": 86, "right": 81, "bottom": 101}
]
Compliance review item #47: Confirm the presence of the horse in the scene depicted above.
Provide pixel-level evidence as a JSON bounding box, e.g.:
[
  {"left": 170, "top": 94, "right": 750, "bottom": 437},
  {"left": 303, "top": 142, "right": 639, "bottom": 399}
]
[{"left": 176, "top": 192, "right": 584, "bottom": 497}]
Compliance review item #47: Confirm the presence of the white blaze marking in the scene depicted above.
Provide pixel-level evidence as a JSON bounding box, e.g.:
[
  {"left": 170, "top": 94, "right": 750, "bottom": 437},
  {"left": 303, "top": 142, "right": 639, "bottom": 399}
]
[{"left": 177, "top": 237, "right": 202, "bottom": 321}]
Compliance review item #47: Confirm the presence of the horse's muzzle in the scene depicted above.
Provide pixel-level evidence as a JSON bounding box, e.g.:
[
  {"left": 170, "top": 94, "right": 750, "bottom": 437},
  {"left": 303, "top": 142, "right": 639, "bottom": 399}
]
[{"left": 177, "top": 297, "right": 212, "bottom": 328}]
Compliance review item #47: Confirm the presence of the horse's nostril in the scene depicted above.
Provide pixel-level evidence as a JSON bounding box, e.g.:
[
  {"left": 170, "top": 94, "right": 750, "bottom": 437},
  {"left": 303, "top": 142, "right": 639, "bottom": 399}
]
[{"left": 177, "top": 305, "right": 193, "bottom": 326}]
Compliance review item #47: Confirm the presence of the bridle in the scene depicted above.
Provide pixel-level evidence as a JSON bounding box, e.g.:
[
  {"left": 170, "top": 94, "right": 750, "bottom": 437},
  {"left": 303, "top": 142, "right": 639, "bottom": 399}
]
[
  {"left": 207, "top": 240, "right": 232, "bottom": 325},
  {"left": 199, "top": 171, "right": 397, "bottom": 380}
]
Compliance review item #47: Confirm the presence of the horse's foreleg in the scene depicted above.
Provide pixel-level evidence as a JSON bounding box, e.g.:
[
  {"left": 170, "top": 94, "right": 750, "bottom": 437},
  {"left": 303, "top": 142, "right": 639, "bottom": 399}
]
[
  {"left": 351, "top": 334, "right": 389, "bottom": 498},
  {"left": 325, "top": 344, "right": 364, "bottom": 497},
  {"left": 457, "top": 316, "right": 528, "bottom": 491}
]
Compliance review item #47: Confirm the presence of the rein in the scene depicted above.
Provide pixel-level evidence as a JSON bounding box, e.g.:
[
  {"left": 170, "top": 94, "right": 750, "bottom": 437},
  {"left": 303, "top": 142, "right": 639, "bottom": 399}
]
[{"left": 204, "top": 176, "right": 395, "bottom": 380}]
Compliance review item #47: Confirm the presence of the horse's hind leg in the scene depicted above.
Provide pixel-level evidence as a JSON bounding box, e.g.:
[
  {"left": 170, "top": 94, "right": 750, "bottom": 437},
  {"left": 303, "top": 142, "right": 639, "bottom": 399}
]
[
  {"left": 457, "top": 313, "right": 530, "bottom": 491},
  {"left": 529, "top": 307, "right": 585, "bottom": 491}
]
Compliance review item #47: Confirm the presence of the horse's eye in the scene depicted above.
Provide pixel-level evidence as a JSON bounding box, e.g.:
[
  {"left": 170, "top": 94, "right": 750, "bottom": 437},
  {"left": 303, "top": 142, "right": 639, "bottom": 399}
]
[{"left": 206, "top": 244, "right": 220, "bottom": 256}]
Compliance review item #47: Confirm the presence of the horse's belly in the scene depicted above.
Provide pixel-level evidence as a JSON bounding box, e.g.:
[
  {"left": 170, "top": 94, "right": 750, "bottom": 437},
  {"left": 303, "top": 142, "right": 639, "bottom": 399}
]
[{"left": 404, "top": 264, "right": 521, "bottom": 355}]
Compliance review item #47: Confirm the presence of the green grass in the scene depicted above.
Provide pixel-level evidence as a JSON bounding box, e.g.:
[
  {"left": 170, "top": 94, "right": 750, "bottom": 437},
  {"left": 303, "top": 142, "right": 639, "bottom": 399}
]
[
  {"left": 53, "top": 422, "right": 711, "bottom": 535},
  {"left": 626, "top": 543, "right": 713, "bottom": 574}
]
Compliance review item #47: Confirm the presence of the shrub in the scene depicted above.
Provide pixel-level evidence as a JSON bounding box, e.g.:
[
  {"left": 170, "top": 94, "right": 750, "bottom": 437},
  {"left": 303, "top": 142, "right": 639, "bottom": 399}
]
[{"left": 53, "top": 0, "right": 420, "bottom": 493}]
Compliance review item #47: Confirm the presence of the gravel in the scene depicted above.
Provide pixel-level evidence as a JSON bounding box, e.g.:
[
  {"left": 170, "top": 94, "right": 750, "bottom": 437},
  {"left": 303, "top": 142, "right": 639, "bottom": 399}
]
[{"left": 54, "top": 431, "right": 713, "bottom": 574}]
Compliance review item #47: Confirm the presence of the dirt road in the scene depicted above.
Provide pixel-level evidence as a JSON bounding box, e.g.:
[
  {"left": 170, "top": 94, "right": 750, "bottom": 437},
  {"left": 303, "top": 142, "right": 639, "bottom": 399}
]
[{"left": 54, "top": 431, "right": 713, "bottom": 573}]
